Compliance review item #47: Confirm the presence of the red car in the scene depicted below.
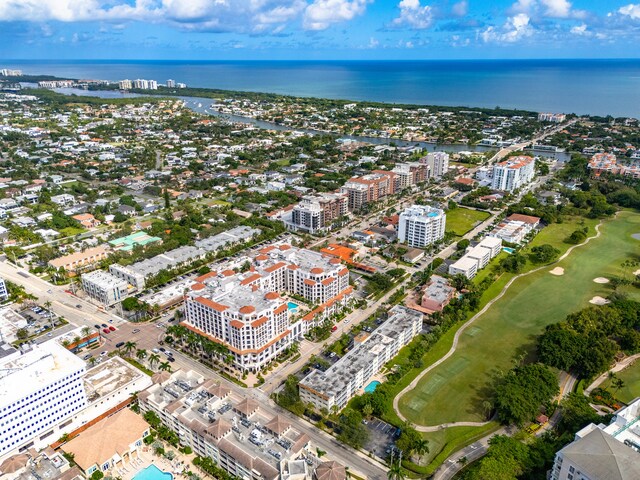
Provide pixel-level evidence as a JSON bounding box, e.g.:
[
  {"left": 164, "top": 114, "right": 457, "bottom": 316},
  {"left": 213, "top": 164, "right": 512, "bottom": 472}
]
[
  {"left": 331, "top": 326, "right": 338, "bottom": 332},
  {"left": 102, "top": 328, "right": 110, "bottom": 334},
  {"left": 108, "top": 326, "right": 116, "bottom": 331}
]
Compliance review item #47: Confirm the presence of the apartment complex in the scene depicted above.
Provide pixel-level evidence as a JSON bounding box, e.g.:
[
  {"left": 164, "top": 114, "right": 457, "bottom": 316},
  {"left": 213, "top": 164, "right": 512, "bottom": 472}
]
[
  {"left": 299, "top": 306, "right": 423, "bottom": 411},
  {"left": 340, "top": 171, "right": 397, "bottom": 211},
  {"left": 391, "top": 162, "right": 429, "bottom": 189},
  {"left": 449, "top": 236, "right": 502, "bottom": 279},
  {"left": 0, "top": 277, "right": 8, "bottom": 301},
  {"left": 0, "top": 342, "right": 88, "bottom": 459},
  {"left": 538, "top": 112, "right": 566, "bottom": 122},
  {"left": 286, "top": 193, "right": 349, "bottom": 234},
  {"left": 81, "top": 270, "right": 130, "bottom": 306},
  {"left": 549, "top": 398, "right": 640, "bottom": 480},
  {"left": 138, "top": 370, "right": 311, "bottom": 480},
  {"left": 491, "top": 156, "right": 536, "bottom": 192},
  {"left": 588, "top": 153, "right": 640, "bottom": 179},
  {"left": 398, "top": 205, "right": 446, "bottom": 248},
  {"left": 132, "top": 79, "right": 158, "bottom": 90},
  {"left": 48, "top": 246, "right": 109, "bottom": 273},
  {"left": 184, "top": 243, "right": 352, "bottom": 372},
  {"left": 420, "top": 152, "right": 450, "bottom": 179}
]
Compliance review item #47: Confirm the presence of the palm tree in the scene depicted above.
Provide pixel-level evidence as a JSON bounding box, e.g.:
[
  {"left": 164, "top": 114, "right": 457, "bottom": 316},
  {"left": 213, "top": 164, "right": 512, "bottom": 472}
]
[
  {"left": 81, "top": 326, "right": 91, "bottom": 338},
  {"left": 122, "top": 341, "right": 137, "bottom": 356},
  {"left": 414, "top": 439, "right": 429, "bottom": 463},
  {"left": 387, "top": 461, "right": 404, "bottom": 480},
  {"left": 136, "top": 349, "right": 147, "bottom": 361},
  {"left": 158, "top": 361, "right": 172, "bottom": 372},
  {"left": 148, "top": 353, "right": 161, "bottom": 368},
  {"left": 613, "top": 378, "right": 626, "bottom": 396}
]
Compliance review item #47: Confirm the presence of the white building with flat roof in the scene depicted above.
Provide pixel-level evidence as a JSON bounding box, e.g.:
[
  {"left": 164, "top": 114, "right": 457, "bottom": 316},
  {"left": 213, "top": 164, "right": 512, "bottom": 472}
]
[
  {"left": 398, "top": 205, "right": 446, "bottom": 248},
  {"left": 422, "top": 152, "right": 450, "bottom": 179},
  {"left": 299, "top": 306, "right": 422, "bottom": 411},
  {"left": 448, "top": 236, "right": 502, "bottom": 279},
  {"left": 491, "top": 156, "right": 535, "bottom": 192},
  {"left": 0, "top": 342, "right": 88, "bottom": 460},
  {"left": 0, "top": 277, "right": 8, "bottom": 302},
  {"left": 448, "top": 257, "right": 479, "bottom": 279},
  {"left": 82, "top": 270, "right": 130, "bottom": 306}
]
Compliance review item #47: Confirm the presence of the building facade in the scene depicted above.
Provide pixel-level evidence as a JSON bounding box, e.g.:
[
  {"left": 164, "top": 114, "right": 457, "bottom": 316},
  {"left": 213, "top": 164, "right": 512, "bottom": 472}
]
[
  {"left": 340, "top": 171, "right": 397, "bottom": 211},
  {"left": 491, "top": 156, "right": 536, "bottom": 192},
  {"left": 421, "top": 152, "right": 450, "bottom": 179},
  {"left": 299, "top": 306, "right": 423, "bottom": 411},
  {"left": 288, "top": 193, "right": 348, "bottom": 234},
  {"left": 398, "top": 205, "right": 446, "bottom": 248},
  {"left": 82, "top": 270, "right": 130, "bottom": 306}
]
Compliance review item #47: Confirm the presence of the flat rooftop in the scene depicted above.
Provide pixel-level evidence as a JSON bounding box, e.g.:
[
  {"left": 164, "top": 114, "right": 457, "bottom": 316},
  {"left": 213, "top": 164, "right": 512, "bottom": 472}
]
[{"left": 83, "top": 356, "right": 147, "bottom": 404}]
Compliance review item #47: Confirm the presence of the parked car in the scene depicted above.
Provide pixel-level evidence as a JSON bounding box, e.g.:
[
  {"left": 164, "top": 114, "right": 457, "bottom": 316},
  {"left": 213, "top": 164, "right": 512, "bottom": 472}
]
[
  {"left": 132, "top": 328, "right": 140, "bottom": 334},
  {"left": 108, "top": 326, "right": 116, "bottom": 332},
  {"left": 102, "top": 328, "right": 110, "bottom": 334},
  {"left": 101, "top": 323, "right": 108, "bottom": 328},
  {"left": 115, "top": 341, "right": 125, "bottom": 348},
  {"left": 83, "top": 353, "right": 92, "bottom": 360},
  {"left": 94, "top": 324, "right": 101, "bottom": 329}
]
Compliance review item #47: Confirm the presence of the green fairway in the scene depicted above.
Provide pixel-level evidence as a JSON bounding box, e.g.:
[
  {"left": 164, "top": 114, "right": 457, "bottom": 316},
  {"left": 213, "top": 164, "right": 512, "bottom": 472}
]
[
  {"left": 398, "top": 210, "right": 640, "bottom": 426},
  {"left": 601, "top": 361, "right": 640, "bottom": 404},
  {"left": 445, "top": 207, "right": 490, "bottom": 236}
]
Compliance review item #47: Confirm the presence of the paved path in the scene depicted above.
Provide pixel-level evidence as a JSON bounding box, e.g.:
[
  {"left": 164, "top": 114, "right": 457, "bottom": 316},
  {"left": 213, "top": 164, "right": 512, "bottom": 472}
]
[
  {"left": 584, "top": 353, "right": 640, "bottom": 396},
  {"left": 393, "top": 219, "right": 604, "bottom": 431}
]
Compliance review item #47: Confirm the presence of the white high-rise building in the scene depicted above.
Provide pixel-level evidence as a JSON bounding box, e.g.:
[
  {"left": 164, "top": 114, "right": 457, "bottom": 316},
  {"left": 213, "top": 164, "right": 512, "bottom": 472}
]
[
  {"left": 491, "top": 156, "right": 535, "bottom": 192},
  {"left": 0, "top": 277, "right": 8, "bottom": 301},
  {"left": 422, "top": 152, "right": 450, "bottom": 179},
  {"left": 0, "top": 342, "right": 88, "bottom": 459},
  {"left": 148, "top": 80, "right": 158, "bottom": 90},
  {"left": 398, "top": 205, "right": 446, "bottom": 248},
  {"left": 166, "top": 79, "right": 176, "bottom": 88},
  {"left": 118, "top": 79, "right": 132, "bottom": 90}
]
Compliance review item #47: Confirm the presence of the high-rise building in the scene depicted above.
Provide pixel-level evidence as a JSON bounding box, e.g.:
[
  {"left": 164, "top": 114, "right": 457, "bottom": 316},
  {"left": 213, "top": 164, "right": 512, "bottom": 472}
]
[
  {"left": 118, "top": 79, "right": 132, "bottom": 90},
  {"left": 538, "top": 112, "right": 566, "bottom": 122},
  {"left": 398, "top": 205, "right": 446, "bottom": 248},
  {"left": 0, "top": 342, "right": 88, "bottom": 459},
  {"left": 184, "top": 244, "right": 351, "bottom": 372},
  {"left": 288, "top": 193, "right": 348, "bottom": 234},
  {"left": 148, "top": 80, "right": 158, "bottom": 90},
  {"left": 0, "top": 277, "right": 8, "bottom": 302},
  {"left": 421, "top": 152, "right": 450, "bottom": 179},
  {"left": 340, "top": 170, "right": 397, "bottom": 211},
  {"left": 491, "top": 156, "right": 535, "bottom": 192},
  {"left": 0, "top": 69, "right": 22, "bottom": 76},
  {"left": 166, "top": 79, "right": 176, "bottom": 88}
]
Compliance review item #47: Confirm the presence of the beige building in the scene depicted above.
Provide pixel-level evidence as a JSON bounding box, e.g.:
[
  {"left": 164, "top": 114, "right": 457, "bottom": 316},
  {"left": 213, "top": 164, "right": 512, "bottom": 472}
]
[
  {"left": 61, "top": 409, "right": 150, "bottom": 476},
  {"left": 48, "top": 246, "right": 109, "bottom": 273}
]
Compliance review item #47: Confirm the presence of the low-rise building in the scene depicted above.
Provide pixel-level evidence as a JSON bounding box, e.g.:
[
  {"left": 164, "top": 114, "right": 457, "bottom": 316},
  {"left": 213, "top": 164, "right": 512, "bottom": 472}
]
[
  {"left": 82, "top": 270, "right": 130, "bottom": 306},
  {"left": 448, "top": 236, "right": 502, "bottom": 279},
  {"left": 549, "top": 398, "right": 640, "bottom": 480},
  {"left": 48, "top": 246, "right": 109, "bottom": 274},
  {"left": 420, "top": 275, "right": 456, "bottom": 313},
  {"left": 299, "top": 306, "right": 422, "bottom": 411},
  {"left": 488, "top": 214, "right": 540, "bottom": 244},
  {"left": 138, "top": 370, "right": 311, "bottom": 480},
  {"left": 448, "top": 256, "right": 479, "bottom": 279}
]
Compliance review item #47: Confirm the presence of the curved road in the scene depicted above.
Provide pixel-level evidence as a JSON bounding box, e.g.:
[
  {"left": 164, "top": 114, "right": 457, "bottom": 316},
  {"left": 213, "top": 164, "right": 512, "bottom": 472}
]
[{"left": 393, "top": 218, "right": 604, "bottom": 431}]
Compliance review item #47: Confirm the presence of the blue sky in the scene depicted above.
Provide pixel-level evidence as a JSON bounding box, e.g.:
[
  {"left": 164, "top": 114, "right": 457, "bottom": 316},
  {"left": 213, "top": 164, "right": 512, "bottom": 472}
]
[{"left": 0, "top": 0, "right": 639, "bottom": 59}]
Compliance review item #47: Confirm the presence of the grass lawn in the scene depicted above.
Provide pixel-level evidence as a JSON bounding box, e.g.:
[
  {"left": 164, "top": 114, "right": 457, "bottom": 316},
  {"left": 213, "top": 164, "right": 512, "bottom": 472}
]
[
  {"left": 445, "top": 208, "right": 490, "bottom": 237},
  {"left": 601, "top": 361, "right": 640, "bottom": 404},
  {"left": 59, "top": 226, "right": 86, "bottom": 236},
  {"left": 397, "top": 210, "right": 640, "bottom": 427}
]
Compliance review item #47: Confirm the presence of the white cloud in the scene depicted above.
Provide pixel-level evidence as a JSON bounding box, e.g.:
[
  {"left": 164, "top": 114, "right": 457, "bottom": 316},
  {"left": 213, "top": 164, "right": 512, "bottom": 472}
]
[
  {"left": 392, "top": 0, "right": 433, "bottom": 29},
  {"left": 452, "top": 1, "right": 468, "bottom": 17},
  {"left": 570, "top": 23, "right": 588, "bottom": 35},
  {"left": 618, "top": 4, "right": 640, "bottom": 20},
  {"left": 540, "top": 0, "right": 571, "bottom": 18},
  {"left": 482, "top": 13, "right": 533, "bottom": 43},
  {"left": 509, "top": 0, "right": 584, "bottom": 19},
  {"left": 303, "top": 0, "right": 369, "bottom": 30}
]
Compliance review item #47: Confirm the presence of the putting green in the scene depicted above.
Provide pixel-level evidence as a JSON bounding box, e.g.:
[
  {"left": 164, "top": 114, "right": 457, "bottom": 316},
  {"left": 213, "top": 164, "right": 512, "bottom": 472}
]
[{"left": 398, "top": 210, "right": 640, "bottom": 426}]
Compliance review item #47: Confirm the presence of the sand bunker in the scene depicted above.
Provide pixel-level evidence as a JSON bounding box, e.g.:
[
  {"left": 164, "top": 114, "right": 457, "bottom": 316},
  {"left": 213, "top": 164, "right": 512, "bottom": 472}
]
[
  {"left": 593, "top": 277, "right": 610, "bottom": 284},
  {"left": 634, "top": 269, "right": 640, "bottom": 276},
  {"left": 549, "top": 267, "right": 565, "bottom": 276},
  {"left": 589, "top": 296, "right": 610, "bottom": 305}
]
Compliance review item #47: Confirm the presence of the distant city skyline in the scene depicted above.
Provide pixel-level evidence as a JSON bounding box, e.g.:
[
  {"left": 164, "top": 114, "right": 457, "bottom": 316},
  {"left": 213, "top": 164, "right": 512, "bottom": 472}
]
[{"left": 1, "top": 1, "right": 640, "bottom": 60}]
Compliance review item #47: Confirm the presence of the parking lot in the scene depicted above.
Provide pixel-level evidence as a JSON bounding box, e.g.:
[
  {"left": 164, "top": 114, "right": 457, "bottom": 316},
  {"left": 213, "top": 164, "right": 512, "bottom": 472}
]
[{"left": 363, "top": 418, "right": 400, "bottom": 459}]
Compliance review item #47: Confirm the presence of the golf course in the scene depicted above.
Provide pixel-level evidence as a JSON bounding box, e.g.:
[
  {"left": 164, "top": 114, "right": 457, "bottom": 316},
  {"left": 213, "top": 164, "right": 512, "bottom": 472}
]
[{"left": 397, "top": 209, "right": 640, "bottom": 428}]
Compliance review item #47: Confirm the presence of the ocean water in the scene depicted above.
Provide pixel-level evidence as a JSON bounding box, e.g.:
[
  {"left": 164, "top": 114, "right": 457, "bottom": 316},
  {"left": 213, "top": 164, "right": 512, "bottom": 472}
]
[{"left": 5, "top": 59, "right": 640, "bottom": 117}]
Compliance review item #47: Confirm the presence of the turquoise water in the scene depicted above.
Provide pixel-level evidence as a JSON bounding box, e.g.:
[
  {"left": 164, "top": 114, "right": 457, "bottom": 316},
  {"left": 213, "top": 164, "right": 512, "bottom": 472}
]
[
  {"left": 503, "top": 247, "right": 515, "bottom": 254},
  {"left": 134, "top": 465, "right": 173, "bottom": 480},
  {"left": 364, "top": 381, "right": 381, "bottom": 393},
  {"left": 287, "top": 302, "right": 298, "bottom": 310}
]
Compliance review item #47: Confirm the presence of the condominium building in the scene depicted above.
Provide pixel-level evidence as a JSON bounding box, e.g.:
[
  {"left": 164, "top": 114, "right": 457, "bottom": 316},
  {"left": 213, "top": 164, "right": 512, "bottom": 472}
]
[
  {"left": 0, "top": 277, "right": 8, "bottom": 302},
  {"left": 488, "top": 214, "right": 540, "bottom": 244},
  {"left": 0, "top": 69, "right": 22, "bottom": 76},
  {"left": 0, "top": 342, "right": 88, "bottom": 459},
  {"left": 184, "top": 244, "right": 352, "bottom": 372},
  {"left": 166, "top": 79, "right": 176, "bottom": 88},
  {"left": 132, "top": 79, "right": 158, "bottom": 90},
  {"left": 340, "top": 171, "right": 397, "bottom": 211},
  {"left": 287, "top": 193, "right": 349, "bottom": 234},
  {"left": 81, "top": 270, "right": 130, "bottom": 306},
  {"left": 118, "top": 79, "right": 132, "bottom": 90},
  {"left": 108, "top": 263, "right": 146, "bottom": 290},
  {"left": 448, "top": 236, "right": 502, "bottom": 279},
  {"left": 491, "top": 156, "right": 536, "bottom": 192},
  {"left": 398, "top": 205, "right": 446, "bottom": 248},
  {"left": 299, "top": 306, "right": 423, "bottom": 411},
  {"left": 538, "top": 112, "right": 566, "bottom": 122},
  {"left": 392, "top": 162, "right": 429, "bottom": 189},
  {"left": 549, "top": 398, "right": 640, "bottom": 480},
  {"left": 421, "top": 152, "right": 450, "bottom": 179},
  {"left": 138, "top": 369, "right": 311, "bottom": 480}
]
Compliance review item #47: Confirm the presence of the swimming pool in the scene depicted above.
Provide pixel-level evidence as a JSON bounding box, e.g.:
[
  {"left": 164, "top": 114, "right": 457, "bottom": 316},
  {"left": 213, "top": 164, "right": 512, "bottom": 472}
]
[
  {"left": 134, "top": 465, "right": 173, "bottom": 480},
  {"left": 287, "top": 302, "right": 299, "bottom": 311},
  {"left": 364, "top": 380, "right": 381, "bottom": 393},
  {"left": 503, "top": 247, "right": 515, "bottom": 254}
]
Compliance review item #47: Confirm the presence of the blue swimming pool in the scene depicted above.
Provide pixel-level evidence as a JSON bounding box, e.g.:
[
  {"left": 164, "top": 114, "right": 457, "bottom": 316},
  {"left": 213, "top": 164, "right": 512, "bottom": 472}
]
[
  {"left": 134, "top": 465, "right": 173, "bottom": 480},
  {"left": 503, "top": 247, "right": 515, "bottom": 254},
  {"left": 364, "top": 381, "right": 381, "bottom": 393},
  {"left": 287, "top": 302, "right": 299, "bottom": 310}
]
